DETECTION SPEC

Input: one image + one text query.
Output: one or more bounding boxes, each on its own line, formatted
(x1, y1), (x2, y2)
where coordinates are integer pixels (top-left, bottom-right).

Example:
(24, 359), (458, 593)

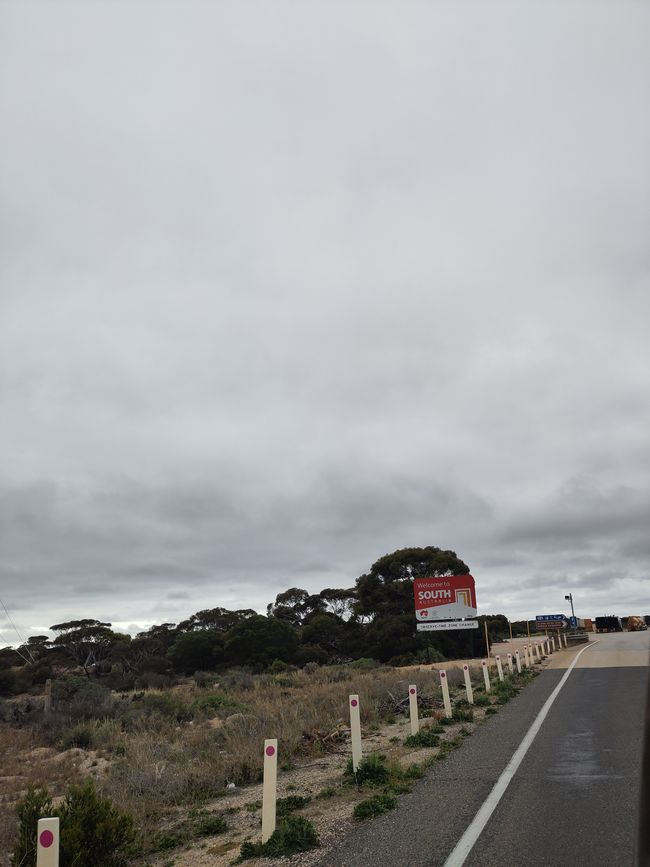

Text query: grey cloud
(1, 1), (649, 637)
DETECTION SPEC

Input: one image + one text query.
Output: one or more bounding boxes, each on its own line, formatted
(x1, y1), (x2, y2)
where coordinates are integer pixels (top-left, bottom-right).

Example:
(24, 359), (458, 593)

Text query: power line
(0, 598), (36, 663)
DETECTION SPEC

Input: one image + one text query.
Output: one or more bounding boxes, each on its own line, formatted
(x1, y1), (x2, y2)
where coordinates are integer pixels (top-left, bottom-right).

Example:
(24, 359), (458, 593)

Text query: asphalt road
(318, 631), (649, 867)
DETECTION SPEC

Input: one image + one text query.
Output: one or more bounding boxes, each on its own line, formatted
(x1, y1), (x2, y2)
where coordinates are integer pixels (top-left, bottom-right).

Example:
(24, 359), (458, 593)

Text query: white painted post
(261, 739), (278, 843)
(36, 818), (59, 867)
(349, 695), (362, 772)
(481, 659), (491, 692)
(534, 642), (540, 662)
(408, 685), (419, 736)
(463, 664), (474, 704)
(551, 636), (556, 652)
(506, 652), (514, 674)
(563, 633), (568, 648)
(516, 649), (522, 672)
(495, 655), (504, 681)
(439, 670), (452, 718)
(521, 646), (528, 668)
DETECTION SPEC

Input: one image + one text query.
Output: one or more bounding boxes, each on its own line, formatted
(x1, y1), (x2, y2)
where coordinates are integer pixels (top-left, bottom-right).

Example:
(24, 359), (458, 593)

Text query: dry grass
(0, 661), (492, 861)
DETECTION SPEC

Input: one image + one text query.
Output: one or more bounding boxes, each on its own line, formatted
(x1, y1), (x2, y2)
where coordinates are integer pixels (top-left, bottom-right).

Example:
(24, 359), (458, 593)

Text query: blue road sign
(536, 615), (565, 622)
(569, 616), (577, 628)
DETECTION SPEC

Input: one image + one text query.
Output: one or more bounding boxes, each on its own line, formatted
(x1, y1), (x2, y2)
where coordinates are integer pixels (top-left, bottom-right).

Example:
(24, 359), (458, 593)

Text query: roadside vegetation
(0, 546), (544, 864)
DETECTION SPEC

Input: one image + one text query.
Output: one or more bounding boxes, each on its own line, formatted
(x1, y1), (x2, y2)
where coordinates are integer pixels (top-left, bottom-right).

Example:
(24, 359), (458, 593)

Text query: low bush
(452, 706), (474, 722)
(404, 728), (440, 748)
(344, 754), (390, 786)
(13, 779), (137, 867)
(236, 815), (319, 861)
(353, 793), (397, 820)
(276, 795), (311, 817)
(61, 724), (94, 750)
(473, 694), (490, 707)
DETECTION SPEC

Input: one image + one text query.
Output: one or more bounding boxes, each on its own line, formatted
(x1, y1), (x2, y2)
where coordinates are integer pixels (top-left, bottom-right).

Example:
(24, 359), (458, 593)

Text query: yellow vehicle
(626, 615), (647, 632)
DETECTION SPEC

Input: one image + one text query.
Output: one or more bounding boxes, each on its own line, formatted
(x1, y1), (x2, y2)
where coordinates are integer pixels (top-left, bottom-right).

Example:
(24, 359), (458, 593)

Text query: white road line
(443, 640), (598, 867)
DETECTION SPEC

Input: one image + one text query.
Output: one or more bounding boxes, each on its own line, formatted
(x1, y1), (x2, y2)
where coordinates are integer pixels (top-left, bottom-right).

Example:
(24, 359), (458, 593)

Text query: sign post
(495, 655), (504, 681)
(349, 695), (362, 772)
(37, 818), (59, 867)
(463, 664), (474, 704)
(408, 685), (419, 736)
(439, 670), (452, 717)
(261, 739), (278, 843)
(481, 659), (491, 692)
(515, 649), (522, 673)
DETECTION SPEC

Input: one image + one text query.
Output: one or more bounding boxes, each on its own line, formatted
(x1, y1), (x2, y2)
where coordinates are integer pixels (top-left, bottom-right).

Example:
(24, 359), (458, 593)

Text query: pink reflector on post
(39, 830), (54, 848)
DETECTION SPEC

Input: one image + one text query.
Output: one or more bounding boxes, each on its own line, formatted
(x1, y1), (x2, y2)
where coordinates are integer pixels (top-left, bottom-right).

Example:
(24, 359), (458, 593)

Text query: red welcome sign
(413, 575), (477, 621)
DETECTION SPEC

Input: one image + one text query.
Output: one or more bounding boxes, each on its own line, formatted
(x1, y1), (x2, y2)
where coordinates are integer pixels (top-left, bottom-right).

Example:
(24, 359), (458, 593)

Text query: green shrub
(452, 706), (474, 722)
(57, 779), (137, 866)
(348, 657), (379, 670)
(13, 780), (137, 867)
(61, 725), (94, 750)
(353, 793), (397, 820)
(276, 795), (311, 817)
(485, 706), (498, 715)
(316, 787), (336, 799)
(236, 815), (319, 861)
(402, 763), (425, 780)
(404, 728), (440, 748)
(192, 812), (228, 837)
(344, 754), (389, 786)
(474, 694), (490, 707)
(12, 784), (53, 866)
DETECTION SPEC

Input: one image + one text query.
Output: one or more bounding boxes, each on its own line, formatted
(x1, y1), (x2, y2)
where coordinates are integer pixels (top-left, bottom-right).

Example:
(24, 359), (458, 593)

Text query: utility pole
(565, 593), (575, 629)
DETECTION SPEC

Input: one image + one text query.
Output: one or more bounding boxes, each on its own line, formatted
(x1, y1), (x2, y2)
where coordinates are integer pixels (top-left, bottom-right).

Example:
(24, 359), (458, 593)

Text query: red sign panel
(413, 575), (477, 621)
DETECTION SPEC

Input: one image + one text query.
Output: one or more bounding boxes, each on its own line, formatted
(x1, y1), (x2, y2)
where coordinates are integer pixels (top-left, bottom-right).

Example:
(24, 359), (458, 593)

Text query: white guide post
(515, 649), (522, 673)
(522, 646), (528, 668)
(534, 642), (540, 661)
(408, 685), (419, 736)
(439, 670), (452, 717)
(463, 664), (474, 704)
(36, 818), (59, 867)
(495, 655), (504, 681)
(551, 636), (556, 652)
(563, 633), (568, 648)
(349, 695), (362, 771)
(481, 659), (491, 692)
(261, 739), (278, 843)
(506, 652), (513, 674)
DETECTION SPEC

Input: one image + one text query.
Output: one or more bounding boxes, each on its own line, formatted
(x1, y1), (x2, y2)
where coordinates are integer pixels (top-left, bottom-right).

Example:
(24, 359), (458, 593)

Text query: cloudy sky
(1, 1), (649, 644)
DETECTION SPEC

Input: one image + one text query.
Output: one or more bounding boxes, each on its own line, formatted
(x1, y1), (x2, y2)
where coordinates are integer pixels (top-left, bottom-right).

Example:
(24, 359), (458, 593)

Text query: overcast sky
(1, 1), (649, 645)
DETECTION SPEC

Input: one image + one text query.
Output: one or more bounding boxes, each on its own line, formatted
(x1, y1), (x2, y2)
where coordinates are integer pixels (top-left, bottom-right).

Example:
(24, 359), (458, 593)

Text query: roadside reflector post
(495, 655), (504, 681)
(481, 659), (491, 692)
(408, 685), (419, 735)
(534, 642), (540, 662)
(36, 818), (59, 867)
(563, 633), (568, 648)
(523, 646), (529, 668)
(515, 649), (522, 673)
(551, 636), (556, 652)
(463, 664), (474, 704)
(506, 652), (513, 674)
(349, 695), (362, 771)
(261, 739), (278, 843)
(439, 670), (452, 717)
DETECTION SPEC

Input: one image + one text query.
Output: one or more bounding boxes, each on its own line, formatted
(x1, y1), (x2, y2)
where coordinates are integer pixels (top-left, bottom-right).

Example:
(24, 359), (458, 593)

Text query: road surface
(318, 631), (649, 867)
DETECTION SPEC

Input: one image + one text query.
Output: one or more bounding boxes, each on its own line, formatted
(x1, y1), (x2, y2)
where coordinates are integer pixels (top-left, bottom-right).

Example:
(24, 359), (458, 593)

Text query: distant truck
(594, 616), (623, 633)
(626, 615), (648, 632)
(577, 617), (594, 632)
